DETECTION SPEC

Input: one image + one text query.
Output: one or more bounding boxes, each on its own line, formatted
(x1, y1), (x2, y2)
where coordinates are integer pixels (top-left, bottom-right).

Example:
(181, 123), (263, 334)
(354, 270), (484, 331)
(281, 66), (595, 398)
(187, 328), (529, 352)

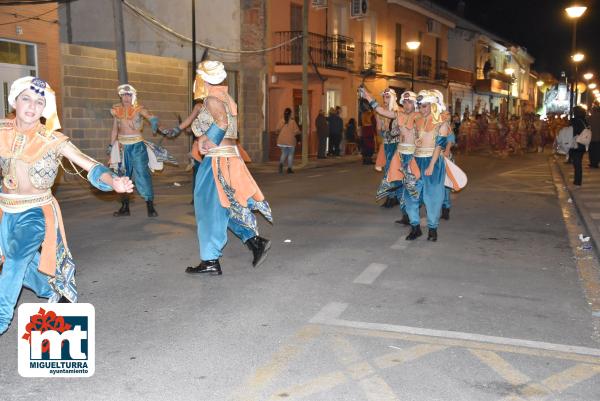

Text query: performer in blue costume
(404, 89), (450, 242)
(109, 84), (161, 217)
(186, 61), (272, 276)
(360, 88), (419, 224)
(0, 77), (134, 335)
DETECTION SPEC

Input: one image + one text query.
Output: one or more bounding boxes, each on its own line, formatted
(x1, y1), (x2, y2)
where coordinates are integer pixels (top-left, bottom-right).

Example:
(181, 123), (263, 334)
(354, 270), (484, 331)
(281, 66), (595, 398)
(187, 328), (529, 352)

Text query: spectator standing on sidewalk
(345, 118), (357, 154)
(570, 106), (588, 187)
(328, 107), (344, 157)
(276, 108), (300, 174)
(316, 110), (328, 159)
(588, 103), (600, 168)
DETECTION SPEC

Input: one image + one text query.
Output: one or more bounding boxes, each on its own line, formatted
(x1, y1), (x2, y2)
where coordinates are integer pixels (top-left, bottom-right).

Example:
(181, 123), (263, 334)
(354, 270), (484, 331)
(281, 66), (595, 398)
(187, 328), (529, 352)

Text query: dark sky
(430, 0), (599, 78)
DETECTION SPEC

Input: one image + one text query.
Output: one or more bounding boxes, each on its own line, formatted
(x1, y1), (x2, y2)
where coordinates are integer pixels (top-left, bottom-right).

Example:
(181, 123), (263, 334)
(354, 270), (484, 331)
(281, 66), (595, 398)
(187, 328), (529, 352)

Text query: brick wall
(60, 43), (191, 168)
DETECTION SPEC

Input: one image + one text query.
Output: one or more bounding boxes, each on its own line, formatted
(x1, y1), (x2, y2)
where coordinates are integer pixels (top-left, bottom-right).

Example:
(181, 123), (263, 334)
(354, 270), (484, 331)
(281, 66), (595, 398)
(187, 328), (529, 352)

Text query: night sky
(430, 0), (599, 79)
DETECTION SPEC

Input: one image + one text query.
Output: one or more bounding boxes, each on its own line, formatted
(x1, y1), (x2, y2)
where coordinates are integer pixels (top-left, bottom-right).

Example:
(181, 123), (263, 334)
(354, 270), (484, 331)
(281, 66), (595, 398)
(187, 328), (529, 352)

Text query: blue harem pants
(443, 187), (452, 209)
(383, 143), (402, 200)
(194, 157), (256, 261)
(405, 156), (446, 229)
(122, 142), (154, 201)
(0, 208), (54, 334)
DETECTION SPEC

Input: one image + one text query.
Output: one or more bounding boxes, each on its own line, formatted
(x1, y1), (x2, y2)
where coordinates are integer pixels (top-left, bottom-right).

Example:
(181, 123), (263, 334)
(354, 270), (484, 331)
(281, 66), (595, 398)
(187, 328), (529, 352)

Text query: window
(395, 24), (402, 53)
(0, 40), (35, 66)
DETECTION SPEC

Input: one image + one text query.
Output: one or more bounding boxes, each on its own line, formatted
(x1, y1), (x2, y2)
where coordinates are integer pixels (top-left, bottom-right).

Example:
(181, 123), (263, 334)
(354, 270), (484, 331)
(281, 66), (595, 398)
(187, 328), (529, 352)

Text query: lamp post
(505, 67), (515, 117)
(536, 80), (544, 111)
(565, 5), (587, 116)
(406, 41), (421, 91)
(572, 52), (585, 109)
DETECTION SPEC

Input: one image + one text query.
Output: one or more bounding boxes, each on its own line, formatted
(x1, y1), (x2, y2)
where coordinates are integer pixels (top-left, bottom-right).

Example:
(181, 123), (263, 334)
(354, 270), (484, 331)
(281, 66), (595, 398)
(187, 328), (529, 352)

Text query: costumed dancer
(374, 88), (401, 208)
(108, 84), (163, 217)
(185, 61), (272, 275)
(0, 77), (134, 334)
(441, 126), (456, 220)
(403, 89), (451, 241)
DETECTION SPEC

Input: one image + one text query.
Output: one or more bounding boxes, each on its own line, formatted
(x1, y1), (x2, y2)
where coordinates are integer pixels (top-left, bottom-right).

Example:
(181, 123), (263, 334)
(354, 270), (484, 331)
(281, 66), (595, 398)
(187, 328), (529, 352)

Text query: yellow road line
(540, 363), (600, 393)
(358, 375), (400, 401)
(374, 344), (448, 370)
(267, 371), (347, 401)
(230, 325), (321, 401)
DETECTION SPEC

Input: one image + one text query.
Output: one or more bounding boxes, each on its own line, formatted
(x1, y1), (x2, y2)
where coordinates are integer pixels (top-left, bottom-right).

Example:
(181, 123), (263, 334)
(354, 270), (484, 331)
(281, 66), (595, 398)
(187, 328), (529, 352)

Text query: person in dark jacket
(327, 107), (344, 156)
(316, 110), (328, 159)
(588, 103), (600, 168)
(570, 106), (588, 187)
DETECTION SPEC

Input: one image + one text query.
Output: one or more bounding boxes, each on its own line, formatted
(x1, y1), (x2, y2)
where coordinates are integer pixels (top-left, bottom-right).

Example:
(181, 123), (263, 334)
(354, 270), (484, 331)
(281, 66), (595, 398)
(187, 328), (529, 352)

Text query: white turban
(381, 88), (399, 112)
(417, 89), (446, 122)
(117, 83), (137, 106)
(400, 90), (417, 104)
(8, 76), (60, 132)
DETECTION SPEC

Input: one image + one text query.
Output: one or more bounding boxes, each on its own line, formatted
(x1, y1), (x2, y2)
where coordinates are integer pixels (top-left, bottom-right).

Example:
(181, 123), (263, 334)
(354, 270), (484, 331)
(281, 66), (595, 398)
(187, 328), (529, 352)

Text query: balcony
(274, 31), (354, 71)
(417, 55), (432, 78)
(435, 60), (448, 81)
(394, 50), (413, 75)
(356, 42), (383, 73)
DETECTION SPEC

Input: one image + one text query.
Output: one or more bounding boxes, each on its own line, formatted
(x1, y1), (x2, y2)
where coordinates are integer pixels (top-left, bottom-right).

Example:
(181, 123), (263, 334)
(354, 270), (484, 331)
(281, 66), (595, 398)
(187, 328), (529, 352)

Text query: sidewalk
(555, 154), (600, 255)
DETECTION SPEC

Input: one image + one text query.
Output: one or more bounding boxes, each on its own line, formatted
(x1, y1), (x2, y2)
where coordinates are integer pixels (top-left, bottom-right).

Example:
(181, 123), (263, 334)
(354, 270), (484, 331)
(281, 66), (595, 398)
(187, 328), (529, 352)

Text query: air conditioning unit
(427, 18), (441, 35)
(350, 0), (368, 19)
(312, 0), (327, 9)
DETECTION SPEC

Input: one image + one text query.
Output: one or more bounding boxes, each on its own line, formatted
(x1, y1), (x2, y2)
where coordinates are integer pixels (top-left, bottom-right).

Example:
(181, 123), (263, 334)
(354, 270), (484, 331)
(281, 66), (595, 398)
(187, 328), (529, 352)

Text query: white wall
(60, 0), (240, 64)
(447, 28), (474, 71)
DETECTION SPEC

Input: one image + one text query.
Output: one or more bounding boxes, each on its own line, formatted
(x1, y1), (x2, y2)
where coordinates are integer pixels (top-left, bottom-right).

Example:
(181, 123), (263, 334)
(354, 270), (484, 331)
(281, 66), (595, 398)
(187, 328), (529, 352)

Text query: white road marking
(310, 302), (600, 357)
(353, 263), (388, 285)
(390, 238), (408, 250)
(308, 174), (323, 178)
(590, 212), (600, 219)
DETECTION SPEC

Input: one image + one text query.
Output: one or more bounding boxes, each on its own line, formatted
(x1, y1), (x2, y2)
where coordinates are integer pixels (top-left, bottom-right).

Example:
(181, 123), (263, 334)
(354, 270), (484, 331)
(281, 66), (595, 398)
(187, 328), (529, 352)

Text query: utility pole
(112, 0), (128, 84)
(192, 0), (197, 82)
(301, 0), (309, 166)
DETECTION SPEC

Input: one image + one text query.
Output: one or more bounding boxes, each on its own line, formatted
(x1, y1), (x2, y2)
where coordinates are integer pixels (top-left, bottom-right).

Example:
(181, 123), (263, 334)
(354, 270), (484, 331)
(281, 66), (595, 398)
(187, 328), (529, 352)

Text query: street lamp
(406, 41), (421, 91)
(589, 83), (597, 90)
(583, 72), (594, 81)
(505, 67), (515, 117)
(565, 5), (587, 116)
(572, 53), (585, 107)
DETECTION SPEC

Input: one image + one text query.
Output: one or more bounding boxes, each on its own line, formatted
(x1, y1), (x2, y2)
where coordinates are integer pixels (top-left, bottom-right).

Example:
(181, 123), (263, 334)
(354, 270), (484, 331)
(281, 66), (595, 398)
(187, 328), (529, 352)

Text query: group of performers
(361, 86), (465, 242)
(0, 60), (272, 335)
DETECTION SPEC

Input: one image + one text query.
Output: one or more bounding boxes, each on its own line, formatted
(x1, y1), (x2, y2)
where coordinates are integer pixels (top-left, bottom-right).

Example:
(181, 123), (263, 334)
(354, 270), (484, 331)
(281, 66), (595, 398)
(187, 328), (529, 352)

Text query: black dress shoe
(405, 225), (422, 240)
(185, 259), (222, 275)
(427, 228), (438, 241)
(395, 213), (410, 226)
(287, 167), (294, 174)
(441, 207), (450, 220)
(58, 296), (71, 303)
(246, 236), (271, 267)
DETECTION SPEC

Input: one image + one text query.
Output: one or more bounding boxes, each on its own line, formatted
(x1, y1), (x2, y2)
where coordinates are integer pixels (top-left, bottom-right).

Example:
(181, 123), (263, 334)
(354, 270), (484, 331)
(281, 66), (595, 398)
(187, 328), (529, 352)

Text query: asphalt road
(1, 153), (599, 401)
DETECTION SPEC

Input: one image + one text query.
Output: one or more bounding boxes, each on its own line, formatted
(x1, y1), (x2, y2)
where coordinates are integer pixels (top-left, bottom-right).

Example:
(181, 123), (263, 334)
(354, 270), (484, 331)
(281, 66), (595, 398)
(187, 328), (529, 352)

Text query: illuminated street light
(406, 41), (421, 90)
(583, 72), (594, 80)
(572, 53), (585, 62)
(504, 67), (515, 75)
(589, 83), (597, 90)
(536, 80), (544, 87)
(565, 5), (587, 18)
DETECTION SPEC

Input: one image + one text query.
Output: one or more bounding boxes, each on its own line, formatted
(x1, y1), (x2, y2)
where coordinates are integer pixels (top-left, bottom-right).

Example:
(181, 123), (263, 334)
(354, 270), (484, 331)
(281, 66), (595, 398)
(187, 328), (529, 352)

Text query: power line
(0, 5), (59, 25)
(122, 0), (302, 55)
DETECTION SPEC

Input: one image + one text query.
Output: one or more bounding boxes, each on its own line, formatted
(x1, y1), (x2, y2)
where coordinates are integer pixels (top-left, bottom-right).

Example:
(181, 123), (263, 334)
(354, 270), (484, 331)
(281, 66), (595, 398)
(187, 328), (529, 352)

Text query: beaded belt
(414, 147), (436, 157)
(118, 135), (144, 145)
(0, 190), (53, 213)
(206, 145), (240, 158)
(398, 143), (416, 155)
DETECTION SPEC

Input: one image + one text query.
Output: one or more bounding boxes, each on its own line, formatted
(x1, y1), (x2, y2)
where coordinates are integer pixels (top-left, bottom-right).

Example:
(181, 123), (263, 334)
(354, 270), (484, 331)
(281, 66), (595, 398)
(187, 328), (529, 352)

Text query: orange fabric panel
(211, 156), (265, 208)
(375, 145), (386, 170)
(386, 154), (420, 182)
(238, 143), (252, 163)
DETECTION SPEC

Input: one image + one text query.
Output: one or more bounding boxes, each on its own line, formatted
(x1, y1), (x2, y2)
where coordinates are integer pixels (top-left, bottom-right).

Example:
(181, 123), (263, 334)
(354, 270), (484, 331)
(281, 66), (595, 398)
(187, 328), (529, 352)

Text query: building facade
(0, 2), (61, 118)
(266, 0), (453, 159)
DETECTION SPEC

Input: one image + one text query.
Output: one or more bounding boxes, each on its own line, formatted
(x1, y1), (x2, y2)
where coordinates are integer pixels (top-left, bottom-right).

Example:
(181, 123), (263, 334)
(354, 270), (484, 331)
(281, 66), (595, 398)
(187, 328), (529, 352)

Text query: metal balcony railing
(356, 42), (383, 73)
(417, 55), (432, 78)
(274, 31), (354, 71)
(435, 60), (448, 81)
(394, 50), (413, 75)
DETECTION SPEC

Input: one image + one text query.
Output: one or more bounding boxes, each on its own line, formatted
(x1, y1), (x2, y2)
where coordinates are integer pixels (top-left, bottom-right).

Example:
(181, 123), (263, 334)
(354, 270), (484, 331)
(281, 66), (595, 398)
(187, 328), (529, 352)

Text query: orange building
(266, 0), (454, 160)
(0, 2), (61, 118)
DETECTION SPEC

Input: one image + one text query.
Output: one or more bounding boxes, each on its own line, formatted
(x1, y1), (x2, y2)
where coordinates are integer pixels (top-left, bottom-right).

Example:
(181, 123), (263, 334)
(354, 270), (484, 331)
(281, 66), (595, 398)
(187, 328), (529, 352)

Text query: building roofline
(387, 0), (456, 28)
